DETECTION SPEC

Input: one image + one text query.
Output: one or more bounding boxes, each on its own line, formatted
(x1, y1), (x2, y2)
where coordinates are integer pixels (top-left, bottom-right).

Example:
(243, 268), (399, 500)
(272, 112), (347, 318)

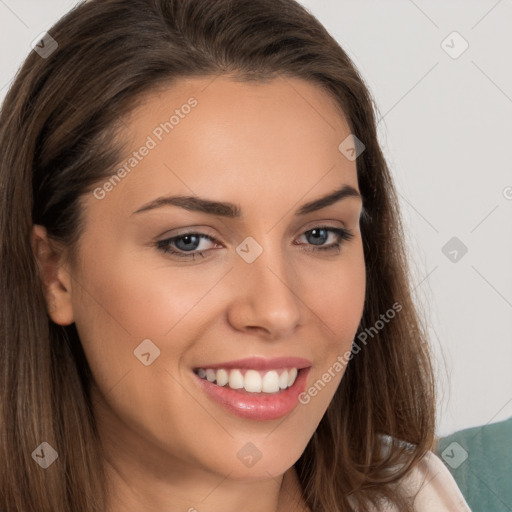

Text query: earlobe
(31, 224), (75, 326)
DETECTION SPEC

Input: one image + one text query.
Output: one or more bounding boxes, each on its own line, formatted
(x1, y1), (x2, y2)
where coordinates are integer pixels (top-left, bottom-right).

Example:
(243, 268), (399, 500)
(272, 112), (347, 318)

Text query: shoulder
(389, 450), (472, 511)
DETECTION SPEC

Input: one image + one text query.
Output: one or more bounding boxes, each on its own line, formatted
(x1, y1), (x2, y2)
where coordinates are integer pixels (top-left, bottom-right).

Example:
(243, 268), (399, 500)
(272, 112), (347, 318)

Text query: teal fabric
(435, 416), (512, 512)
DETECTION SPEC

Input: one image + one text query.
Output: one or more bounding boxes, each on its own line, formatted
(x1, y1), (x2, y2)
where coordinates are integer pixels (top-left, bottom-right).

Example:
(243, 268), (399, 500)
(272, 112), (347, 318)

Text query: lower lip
(193, 368), (311, 421)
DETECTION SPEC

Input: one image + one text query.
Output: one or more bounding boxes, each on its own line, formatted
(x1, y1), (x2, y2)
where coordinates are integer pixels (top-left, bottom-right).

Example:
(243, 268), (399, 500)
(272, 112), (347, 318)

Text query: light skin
(32, 75), (366, 512)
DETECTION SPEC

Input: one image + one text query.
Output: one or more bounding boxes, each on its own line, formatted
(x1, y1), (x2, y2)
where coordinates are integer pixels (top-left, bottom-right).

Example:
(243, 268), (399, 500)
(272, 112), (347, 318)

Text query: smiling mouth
(193, 367), (301, 394)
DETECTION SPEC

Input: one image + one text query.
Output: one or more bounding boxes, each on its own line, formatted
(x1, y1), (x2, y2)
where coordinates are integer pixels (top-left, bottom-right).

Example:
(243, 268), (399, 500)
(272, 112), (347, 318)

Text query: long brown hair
(0, 0), (436, 510)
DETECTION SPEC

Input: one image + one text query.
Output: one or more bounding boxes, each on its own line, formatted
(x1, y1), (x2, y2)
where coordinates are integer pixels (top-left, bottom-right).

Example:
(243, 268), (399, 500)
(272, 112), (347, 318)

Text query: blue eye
(156, 233), (216, 260)
(156, 226), (354, 261)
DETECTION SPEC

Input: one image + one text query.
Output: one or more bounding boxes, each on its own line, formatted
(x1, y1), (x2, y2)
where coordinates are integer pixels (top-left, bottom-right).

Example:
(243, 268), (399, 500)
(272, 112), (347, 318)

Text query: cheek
(69, 239), (220, 393)
(292, 248), (365, 423)
(298, 241), (366, 404)
(72, 234), (221, 335)
(305, 243), (366, 343)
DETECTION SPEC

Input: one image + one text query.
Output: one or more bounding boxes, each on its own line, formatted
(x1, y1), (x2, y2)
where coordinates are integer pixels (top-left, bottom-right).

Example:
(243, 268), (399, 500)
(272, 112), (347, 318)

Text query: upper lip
(193, 356), (312, 371)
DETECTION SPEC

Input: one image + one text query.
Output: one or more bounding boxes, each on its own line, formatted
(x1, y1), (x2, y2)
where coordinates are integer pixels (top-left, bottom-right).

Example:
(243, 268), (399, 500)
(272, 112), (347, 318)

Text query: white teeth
(287, 368), (298, 387)
(262, 370), (280, 393)
(244, 370), (262, 392)
(279, 370), (289, 389)
(228, 369), (244, 389)
(196, 367), (300, 393)
(216, 368), (229, 387)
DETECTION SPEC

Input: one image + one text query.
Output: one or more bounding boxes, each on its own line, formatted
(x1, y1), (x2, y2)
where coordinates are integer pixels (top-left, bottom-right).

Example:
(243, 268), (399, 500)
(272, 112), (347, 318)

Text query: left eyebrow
(131, 183), (362, 218)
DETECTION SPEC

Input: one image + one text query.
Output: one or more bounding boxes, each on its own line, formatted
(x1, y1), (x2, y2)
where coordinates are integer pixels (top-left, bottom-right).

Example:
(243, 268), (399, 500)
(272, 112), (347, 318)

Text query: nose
(226, 242), (302, 339)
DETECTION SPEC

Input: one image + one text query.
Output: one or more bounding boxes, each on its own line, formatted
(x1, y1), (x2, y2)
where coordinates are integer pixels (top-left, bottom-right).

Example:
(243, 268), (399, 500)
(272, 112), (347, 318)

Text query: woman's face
(41, 76), (365, 493)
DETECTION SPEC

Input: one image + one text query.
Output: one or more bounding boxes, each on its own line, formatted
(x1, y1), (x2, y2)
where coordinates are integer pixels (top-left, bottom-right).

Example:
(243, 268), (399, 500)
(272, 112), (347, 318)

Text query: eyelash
(155, 226), (354, 261)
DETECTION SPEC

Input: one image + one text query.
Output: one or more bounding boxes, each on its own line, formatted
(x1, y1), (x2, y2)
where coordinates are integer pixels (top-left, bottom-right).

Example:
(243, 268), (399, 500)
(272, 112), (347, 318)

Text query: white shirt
(382, 450), (472, 511)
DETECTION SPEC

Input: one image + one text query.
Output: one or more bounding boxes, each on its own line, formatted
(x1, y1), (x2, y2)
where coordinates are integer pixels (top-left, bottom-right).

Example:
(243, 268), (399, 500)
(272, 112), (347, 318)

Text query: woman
(0, 0), (471, 510)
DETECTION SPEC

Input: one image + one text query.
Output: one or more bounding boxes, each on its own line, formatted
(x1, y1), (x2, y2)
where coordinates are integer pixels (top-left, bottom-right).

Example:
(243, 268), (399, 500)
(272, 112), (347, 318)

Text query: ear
(31, 224), (75, 325)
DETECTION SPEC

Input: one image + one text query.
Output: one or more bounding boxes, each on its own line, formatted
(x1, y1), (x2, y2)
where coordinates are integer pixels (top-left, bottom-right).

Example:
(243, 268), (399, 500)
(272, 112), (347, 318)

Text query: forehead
(128, 74), (349, 133)
(87, 75), (358, 220)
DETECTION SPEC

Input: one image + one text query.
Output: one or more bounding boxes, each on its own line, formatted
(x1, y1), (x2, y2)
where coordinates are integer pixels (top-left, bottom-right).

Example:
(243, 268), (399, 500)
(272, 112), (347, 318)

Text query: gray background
(1, 0), (511, 437)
